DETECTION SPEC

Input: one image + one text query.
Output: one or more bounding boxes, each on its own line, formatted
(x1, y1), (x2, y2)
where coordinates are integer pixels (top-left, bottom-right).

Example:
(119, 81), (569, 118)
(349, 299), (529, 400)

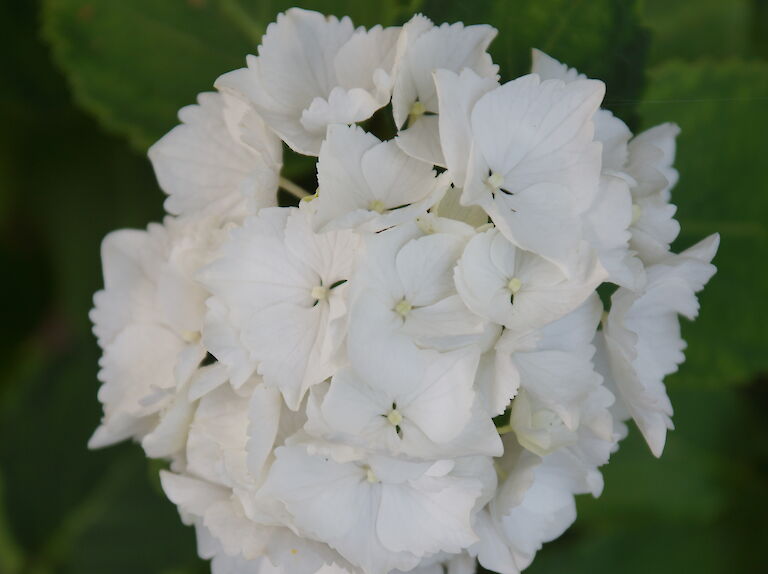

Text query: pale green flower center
(631, 203), (643, 225)
(409, 100), (426, 119)
(364, 465), (378, 483)
(394, 298), (412, 317)
(369, 199), (386, 213)
(486, 171), (505, 192)
(311, 285), (328, 301)
(386, 408), (403, 427)
(506, 277), (522, 294)
(181, 330), (201, 344)
(416, 216), (435, 234)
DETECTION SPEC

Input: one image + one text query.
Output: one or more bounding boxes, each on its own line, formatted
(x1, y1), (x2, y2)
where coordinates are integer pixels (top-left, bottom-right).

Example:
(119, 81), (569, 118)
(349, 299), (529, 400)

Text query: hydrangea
(90, 8), (718, 574)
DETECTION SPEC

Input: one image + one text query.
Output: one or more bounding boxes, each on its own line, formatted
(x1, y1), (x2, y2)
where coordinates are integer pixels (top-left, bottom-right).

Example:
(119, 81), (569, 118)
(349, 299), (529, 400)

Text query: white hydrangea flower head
(90, 9), (718, 574)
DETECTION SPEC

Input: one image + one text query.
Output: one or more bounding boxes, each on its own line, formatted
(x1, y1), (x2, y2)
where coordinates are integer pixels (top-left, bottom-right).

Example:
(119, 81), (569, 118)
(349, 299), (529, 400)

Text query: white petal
(396, 233), (464, 305)
(435, 68), (499, 184)
(604, 234), (718, 455)
(228, 9), (355, 154)
(393, 22), (498, 127)
(395, 115), (445, 166)
(315, 125), (445, 232)
(584, 175), (645, 289)
(376, 474), (481, 555)
(530, 49), (583, 82)
(247, 384), (283, 479)
(470, 74), (604, 211)
(149, 92), (280, 217)
(186, 384), (250, 488)
(401, 348), (479, 444)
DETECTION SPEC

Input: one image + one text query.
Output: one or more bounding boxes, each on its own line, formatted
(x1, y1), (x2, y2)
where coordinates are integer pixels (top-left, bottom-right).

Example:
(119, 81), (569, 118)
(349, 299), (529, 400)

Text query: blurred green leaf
(43, 0), (650, 151)
(42, 0), (259, 151)
(0, 4), (197, 573)
(41, 0), (411, 153)
(3, 3), (163, 337)
(0, 340), (115, 556)
(527, 522), (730, 574)
(0, 340), (204, 574)
(422, 0), (649, 127)
(526, 384), (768, 574)
(0, 471), (23, 574)
(56, 449), (205, 574)
(226, 0), (414, 30)
(578, 388), (735, 525)
(640, 0), (760, 64)
(637, 60), (768, 388)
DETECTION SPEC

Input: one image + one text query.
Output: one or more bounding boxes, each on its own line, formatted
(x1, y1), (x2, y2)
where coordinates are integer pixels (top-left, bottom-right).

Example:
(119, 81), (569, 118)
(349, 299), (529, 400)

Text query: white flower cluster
(90, 9), (718, 574)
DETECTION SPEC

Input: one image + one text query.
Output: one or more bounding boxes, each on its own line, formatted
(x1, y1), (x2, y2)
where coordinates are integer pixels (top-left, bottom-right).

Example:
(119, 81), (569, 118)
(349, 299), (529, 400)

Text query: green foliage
(41, 0), (418, 152)
(42, 0), (259, 151)
(43, 0), (649, 153)
(641, 0), (759, 64)
(524, 385), (768, 574)
(421, 0), (649, 126)
(638, 60), (768, 388)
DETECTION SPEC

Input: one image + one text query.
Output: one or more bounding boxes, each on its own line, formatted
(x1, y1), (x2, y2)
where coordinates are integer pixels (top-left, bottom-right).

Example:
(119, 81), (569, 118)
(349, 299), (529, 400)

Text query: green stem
(279, 176), (310, 199)
(217, 0), (264, 44)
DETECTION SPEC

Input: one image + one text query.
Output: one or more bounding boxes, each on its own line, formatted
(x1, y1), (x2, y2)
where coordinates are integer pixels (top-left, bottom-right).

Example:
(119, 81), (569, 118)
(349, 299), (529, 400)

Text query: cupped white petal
(314, 125), (446, 232)
(149, 92), (281, 218)
(602, 234), (719, 456)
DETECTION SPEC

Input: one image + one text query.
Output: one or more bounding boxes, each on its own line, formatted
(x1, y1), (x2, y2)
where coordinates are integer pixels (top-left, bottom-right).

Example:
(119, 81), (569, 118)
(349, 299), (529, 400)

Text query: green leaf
(637, 60), (768, 388)
(0, 339), (204, 574)
(526, 522), (730, 574)
(56, 450), (205, 574)
(0, 471), (23, 574)
(524, 384), (768, 574)
(43, 0), (650, 152)
(421, 0), (649, 127)
(42, 0), (259, 151)
(41, 0), (409, 153)
(640, 0), (766, 64)
(578, 388), (734, 525)
(223, 0), (413, 30)
(0, 341), (114, 557)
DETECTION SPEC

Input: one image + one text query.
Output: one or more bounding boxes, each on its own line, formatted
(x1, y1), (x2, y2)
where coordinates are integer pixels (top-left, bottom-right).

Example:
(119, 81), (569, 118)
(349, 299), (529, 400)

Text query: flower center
(311, 285), (328, 301)
(631, 203), (643, 225)
(181, 330), (201, 344)
(394, 298), (412, 318)
(386, 408), (403, 426)
(506, 277), (522, 294)
(416, 216), (435, 234)
(363, 465), (378, 483)
(409, 100), (426, 119)
(369, 199), (386, 213)
(486, 172), (505, 193)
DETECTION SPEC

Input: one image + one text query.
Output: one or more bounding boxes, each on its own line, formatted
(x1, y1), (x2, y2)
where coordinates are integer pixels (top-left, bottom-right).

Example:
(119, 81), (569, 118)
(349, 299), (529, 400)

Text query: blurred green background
(0, 1), (766, 573)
